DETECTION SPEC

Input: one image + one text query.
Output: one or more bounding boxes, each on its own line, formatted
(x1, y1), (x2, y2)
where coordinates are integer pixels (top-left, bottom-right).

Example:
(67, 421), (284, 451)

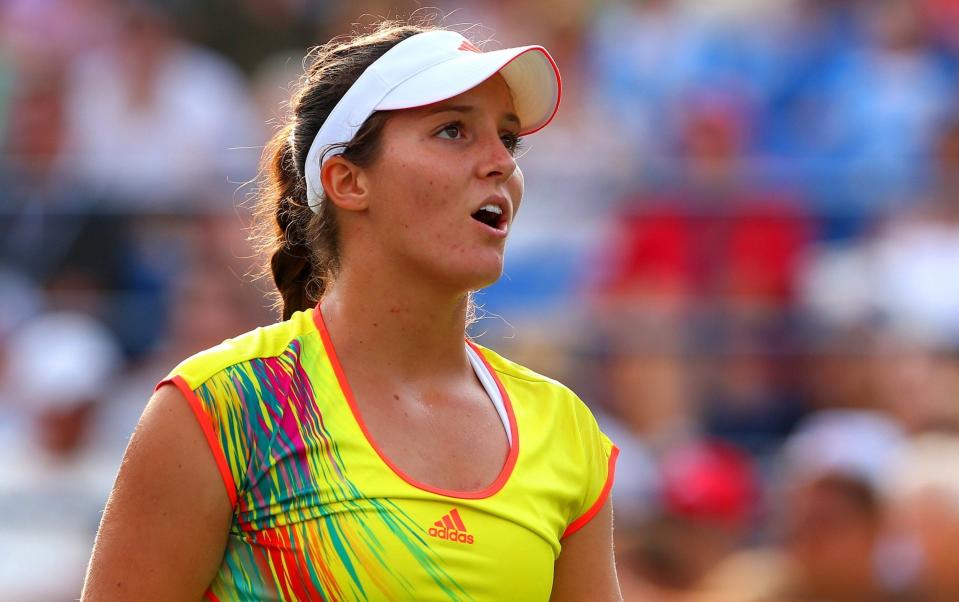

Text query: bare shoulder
(81, 384), (233, 601)
(550, 497), (623, 602)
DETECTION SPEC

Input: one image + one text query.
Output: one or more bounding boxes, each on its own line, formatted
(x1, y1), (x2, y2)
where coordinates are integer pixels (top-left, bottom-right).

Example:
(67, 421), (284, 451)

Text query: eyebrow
(425, 104), (521, 127)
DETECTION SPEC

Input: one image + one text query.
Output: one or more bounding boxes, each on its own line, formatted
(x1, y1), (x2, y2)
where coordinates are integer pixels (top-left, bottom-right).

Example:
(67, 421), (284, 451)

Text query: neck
(319, 268), (472, 384)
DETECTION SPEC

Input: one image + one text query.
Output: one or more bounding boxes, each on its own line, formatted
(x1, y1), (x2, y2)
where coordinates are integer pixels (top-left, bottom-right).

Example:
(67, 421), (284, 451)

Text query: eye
(501, 132), (524, 155)
(436, 122), (464, 140)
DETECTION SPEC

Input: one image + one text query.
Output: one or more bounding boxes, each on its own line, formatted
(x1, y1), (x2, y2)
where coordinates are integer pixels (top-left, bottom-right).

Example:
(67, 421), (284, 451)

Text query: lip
(470, 194), (512, 237)
(473, 217), (509, 239)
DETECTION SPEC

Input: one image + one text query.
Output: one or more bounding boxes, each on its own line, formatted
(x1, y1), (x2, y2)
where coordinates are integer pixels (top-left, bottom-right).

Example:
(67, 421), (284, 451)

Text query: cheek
(374, 146), (452, 214)
(508, 166), (524, 214)
(373, 159), (466, 249)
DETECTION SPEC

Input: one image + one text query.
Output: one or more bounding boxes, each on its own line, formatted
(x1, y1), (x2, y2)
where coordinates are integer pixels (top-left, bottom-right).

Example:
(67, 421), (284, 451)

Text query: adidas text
(428, 527), (474, 544)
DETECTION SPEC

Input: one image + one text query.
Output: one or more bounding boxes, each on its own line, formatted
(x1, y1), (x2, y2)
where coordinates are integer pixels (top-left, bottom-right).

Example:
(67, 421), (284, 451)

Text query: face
(785, 479), (881, 596)
(358, 74), (525, 292)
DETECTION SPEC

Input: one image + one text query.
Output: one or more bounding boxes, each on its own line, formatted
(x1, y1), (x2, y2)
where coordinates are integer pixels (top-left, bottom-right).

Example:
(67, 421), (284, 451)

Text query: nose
(476, 133), (518, 184)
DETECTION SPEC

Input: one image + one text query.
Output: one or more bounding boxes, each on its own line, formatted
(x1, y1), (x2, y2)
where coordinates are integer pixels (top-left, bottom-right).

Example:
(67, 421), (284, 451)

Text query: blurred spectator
(1, 1), (959, 597)
(618, 439), (758, 600)
(690, 410), (910, 602)
(869, 334), (959, 435)
(699, 313), (806, 456)
(763, 0), (865, 180)
(695, 473), (898, 602)
(108, 257), (272, 417)
(869, 118), (959, 347)
(0, 268), (42, 411)
(0, 311), (124, 600)
(780, 409), (906, 491)
(0, 268), (41, 344)
(0, 0), (118, 62)
(888, 433), (959, 601)
(780, 473), (890, 601)
(773, 410), (911, 599)
(175, 0), (330, 74)
(587, 0), (715, 167)
(591, 95), (814, 310)
(919, 0), (959, 54)
(1, 60), (68, 192)
(596, 310), (699, 453)
(588, 94), (815, 464)
(58, 1), (262, 208)
(0, 56), (131, 319)
(821, 0), (955, 207)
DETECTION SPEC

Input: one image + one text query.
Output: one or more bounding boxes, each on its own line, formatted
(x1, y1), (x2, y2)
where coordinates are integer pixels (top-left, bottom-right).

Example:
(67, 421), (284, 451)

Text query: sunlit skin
(80, 73), (621, 602)
(328, 73), (525, 296)
(313, 75), (527, 493)
(317, 74), (527, 397)
(318, 74), (622, 601)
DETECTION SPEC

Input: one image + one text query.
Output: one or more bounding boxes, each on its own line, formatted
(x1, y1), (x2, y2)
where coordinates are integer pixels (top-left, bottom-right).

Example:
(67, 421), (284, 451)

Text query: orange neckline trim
(313, 304), (520, 500)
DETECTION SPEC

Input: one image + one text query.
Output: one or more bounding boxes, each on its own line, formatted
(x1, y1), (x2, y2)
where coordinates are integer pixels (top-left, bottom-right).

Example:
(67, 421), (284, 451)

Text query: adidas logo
(428, 508), (474, 544)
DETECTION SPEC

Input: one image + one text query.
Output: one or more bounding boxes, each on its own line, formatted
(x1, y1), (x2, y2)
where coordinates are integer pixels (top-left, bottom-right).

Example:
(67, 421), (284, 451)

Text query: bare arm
(81, 384), (233, 601)
(550, 498), (623, 602)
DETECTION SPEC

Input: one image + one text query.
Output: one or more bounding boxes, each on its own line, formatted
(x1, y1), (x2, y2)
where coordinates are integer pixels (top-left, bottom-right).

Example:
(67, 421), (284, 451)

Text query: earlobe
(320, 156), (369, 211)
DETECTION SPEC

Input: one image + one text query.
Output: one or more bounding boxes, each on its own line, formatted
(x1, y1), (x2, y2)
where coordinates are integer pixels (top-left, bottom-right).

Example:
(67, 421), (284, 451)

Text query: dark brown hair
(252, 19), (439, 319)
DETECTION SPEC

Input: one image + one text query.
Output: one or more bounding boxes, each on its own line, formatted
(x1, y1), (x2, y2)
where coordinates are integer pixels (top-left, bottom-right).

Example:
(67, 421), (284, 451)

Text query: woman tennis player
(82, 19), (621, 601)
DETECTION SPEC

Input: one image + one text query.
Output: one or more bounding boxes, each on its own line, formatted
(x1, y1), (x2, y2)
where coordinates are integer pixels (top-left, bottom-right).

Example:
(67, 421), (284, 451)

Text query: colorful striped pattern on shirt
(161, 306), (617, 601)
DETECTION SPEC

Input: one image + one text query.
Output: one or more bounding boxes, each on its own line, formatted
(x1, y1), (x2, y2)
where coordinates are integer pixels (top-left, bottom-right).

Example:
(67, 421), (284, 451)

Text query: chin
(451, 260), (505, 293)
(464, 271), (504, 293)
(417, 245), (506, 293)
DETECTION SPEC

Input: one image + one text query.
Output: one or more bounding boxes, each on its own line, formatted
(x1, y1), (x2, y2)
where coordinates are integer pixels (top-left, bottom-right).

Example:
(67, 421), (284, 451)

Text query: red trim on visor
(509, 46), (562, 136)
(377, 45), (562, 136)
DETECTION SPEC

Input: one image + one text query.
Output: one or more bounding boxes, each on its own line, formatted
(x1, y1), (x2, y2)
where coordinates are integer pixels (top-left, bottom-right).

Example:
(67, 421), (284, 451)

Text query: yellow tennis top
(160, 306), (618, 601)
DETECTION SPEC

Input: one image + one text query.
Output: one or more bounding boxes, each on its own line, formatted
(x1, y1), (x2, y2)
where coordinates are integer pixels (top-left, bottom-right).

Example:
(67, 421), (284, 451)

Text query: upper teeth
(481, 204), (503, 215)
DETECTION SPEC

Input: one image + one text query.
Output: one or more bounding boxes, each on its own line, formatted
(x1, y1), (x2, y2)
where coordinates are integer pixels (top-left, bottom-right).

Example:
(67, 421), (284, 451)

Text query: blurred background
(2, 0), (959, 600)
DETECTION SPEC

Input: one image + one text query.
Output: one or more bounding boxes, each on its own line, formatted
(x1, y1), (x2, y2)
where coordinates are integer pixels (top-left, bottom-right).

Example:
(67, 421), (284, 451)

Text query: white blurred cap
(4, 311), (123, 409)
(782, 409), (906, 490)
(889, 433), (959, 511)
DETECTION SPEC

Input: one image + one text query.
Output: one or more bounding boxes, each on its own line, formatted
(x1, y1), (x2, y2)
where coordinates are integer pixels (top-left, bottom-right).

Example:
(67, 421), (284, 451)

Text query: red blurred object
(597, 196), (813, 304)
(921, 0), (959, 46)
(659, 439), (758, 529)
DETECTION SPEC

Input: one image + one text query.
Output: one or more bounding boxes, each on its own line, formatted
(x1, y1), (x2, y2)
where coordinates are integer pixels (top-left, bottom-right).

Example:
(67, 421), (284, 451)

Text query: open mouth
(471, 203), (506, 230)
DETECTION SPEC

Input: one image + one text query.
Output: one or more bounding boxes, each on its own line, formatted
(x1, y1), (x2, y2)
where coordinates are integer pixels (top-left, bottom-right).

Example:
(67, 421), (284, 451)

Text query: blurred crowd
(2, 0), (959, 600)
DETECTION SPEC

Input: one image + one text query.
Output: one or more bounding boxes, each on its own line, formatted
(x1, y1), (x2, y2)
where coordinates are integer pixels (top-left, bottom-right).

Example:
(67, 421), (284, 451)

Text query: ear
(320, 155), (369, 211)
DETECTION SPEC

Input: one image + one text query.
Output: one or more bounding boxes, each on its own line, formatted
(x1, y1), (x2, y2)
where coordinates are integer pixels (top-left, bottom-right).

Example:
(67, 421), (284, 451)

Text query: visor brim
(375, 45), (561, 135)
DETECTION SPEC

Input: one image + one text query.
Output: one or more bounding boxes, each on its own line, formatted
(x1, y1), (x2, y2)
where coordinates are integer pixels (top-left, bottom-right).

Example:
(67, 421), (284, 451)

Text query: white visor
(302, 30), (562, 211)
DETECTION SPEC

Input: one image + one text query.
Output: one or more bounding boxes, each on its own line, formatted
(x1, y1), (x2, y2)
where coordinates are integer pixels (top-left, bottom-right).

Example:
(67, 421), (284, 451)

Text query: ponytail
(255, 128), (337, 320)
(252, 18), (440, 320)
(269, 133), (319, 319)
